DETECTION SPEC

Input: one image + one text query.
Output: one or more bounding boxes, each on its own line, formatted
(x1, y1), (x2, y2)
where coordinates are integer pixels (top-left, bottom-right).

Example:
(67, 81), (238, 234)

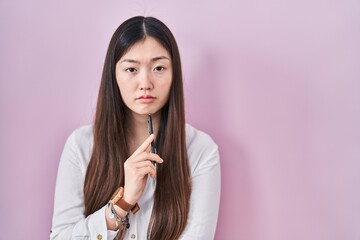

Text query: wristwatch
(110, 187), (140, 214)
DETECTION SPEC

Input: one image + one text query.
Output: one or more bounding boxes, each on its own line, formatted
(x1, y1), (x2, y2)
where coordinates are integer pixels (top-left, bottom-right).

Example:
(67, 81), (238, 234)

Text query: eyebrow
(119, 56), (170, 64)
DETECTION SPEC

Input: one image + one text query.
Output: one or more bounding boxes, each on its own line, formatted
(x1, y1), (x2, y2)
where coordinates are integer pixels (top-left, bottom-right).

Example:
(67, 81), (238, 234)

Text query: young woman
(50, 16), (220, 240)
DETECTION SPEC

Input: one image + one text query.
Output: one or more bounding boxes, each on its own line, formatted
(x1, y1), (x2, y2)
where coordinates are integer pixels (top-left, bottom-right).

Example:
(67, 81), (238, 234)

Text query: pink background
(1, 0), (360, 239)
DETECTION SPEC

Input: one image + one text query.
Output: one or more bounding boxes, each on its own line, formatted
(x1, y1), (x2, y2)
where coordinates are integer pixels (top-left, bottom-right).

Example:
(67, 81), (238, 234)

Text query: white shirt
(50, 123), (221, 240)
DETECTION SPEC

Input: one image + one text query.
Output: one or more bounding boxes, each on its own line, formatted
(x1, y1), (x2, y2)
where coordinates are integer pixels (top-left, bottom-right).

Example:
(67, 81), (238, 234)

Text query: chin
(132, 108), (159, 116)
(128, 103), (166, 116)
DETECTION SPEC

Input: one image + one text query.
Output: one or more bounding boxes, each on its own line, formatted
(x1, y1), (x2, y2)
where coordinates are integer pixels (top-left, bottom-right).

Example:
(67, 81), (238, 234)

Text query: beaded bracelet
(107, 201), (130, 230)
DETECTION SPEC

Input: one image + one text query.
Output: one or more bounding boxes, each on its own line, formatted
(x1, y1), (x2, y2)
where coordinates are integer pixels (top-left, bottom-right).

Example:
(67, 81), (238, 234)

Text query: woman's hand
(123, 134), (163, 205)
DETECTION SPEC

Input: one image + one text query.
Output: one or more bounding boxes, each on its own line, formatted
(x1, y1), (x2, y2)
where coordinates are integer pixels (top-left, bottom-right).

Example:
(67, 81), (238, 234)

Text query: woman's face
(115, 37), (173, 116)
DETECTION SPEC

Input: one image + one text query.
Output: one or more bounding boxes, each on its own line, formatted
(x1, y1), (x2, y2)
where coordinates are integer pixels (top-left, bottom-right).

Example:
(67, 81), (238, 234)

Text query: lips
(136, 95), (156, 103)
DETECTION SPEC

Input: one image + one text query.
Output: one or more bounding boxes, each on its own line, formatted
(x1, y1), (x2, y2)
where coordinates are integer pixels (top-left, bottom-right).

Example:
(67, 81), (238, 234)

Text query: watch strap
(111, 187), (140, 214)
(115, 199), (140, 214)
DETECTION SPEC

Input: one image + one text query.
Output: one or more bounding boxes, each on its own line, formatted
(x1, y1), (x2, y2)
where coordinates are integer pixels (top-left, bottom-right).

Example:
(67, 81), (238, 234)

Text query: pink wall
(1, 0), (360, 239)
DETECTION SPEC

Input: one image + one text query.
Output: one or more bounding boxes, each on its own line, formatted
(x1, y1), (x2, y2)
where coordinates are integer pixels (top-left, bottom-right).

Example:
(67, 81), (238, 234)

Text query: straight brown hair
(83, 16), (191, 240)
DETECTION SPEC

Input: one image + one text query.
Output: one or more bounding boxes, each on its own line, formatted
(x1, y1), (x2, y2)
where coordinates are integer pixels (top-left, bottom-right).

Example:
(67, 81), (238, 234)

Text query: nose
(139, 70), (153, 91)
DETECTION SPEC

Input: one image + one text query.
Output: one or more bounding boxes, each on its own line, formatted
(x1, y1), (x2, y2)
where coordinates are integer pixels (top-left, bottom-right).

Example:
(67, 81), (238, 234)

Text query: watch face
(110, 189), (118, 200)
(111, 187), (124, 204)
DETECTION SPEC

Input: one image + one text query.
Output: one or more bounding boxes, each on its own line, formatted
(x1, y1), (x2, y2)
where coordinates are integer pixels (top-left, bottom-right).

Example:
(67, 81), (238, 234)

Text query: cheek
(162, 74), (173, 91)
(117, 77), (134, 91)
(162, 82), (173, 100)
(116, 71), (132, 89)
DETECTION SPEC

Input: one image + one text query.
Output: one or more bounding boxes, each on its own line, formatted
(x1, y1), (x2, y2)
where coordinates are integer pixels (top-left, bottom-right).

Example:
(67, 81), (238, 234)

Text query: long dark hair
(83, 16), (191, 239)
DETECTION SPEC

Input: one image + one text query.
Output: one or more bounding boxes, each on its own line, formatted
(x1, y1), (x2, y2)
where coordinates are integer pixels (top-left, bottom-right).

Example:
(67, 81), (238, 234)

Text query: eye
(153, 66), (165, 72)
(126, 67), (137, 73)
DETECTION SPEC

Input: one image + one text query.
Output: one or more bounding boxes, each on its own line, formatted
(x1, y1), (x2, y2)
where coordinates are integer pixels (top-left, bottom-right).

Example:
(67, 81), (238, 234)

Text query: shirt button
(97, 234), (103, 240)
(130, 234), (136, 239)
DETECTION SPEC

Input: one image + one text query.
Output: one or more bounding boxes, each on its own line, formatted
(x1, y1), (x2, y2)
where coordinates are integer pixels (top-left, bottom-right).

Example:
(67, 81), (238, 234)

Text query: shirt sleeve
(50, 130), (116, 240)
(180, 135), (221, 240)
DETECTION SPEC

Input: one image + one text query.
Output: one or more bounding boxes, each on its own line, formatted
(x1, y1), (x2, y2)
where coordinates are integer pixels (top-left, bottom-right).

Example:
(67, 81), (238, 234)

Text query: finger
(136, 165), (157, 179)
(128, 152), (163, 164)
(127, 164), (156, 180)
(134, 160), (157, 171)
(130, 134), (155, 158)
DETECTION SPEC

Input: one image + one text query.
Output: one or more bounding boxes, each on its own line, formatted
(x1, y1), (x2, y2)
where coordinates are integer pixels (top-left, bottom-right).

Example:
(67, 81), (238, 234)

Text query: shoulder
(185, 124), (220, 175)
(61, 124), (94, 169)
(186, 123), (217, 150)
(67, 124), (93, 143)
(65, 124), (94, 149)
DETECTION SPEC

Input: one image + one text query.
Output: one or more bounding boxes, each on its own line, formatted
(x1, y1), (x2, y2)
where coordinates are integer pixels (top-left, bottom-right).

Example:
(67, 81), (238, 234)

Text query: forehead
(120, 37), (170, 61)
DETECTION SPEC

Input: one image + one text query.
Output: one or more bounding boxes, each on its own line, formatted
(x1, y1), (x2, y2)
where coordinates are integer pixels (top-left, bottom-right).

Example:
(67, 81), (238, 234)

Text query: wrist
(123, 193), (137, 206)
(113, 204), (128, 218)
(110, 187), (140, 214)
(105, 205), (118, 231)
(107, 202), (130, 230)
